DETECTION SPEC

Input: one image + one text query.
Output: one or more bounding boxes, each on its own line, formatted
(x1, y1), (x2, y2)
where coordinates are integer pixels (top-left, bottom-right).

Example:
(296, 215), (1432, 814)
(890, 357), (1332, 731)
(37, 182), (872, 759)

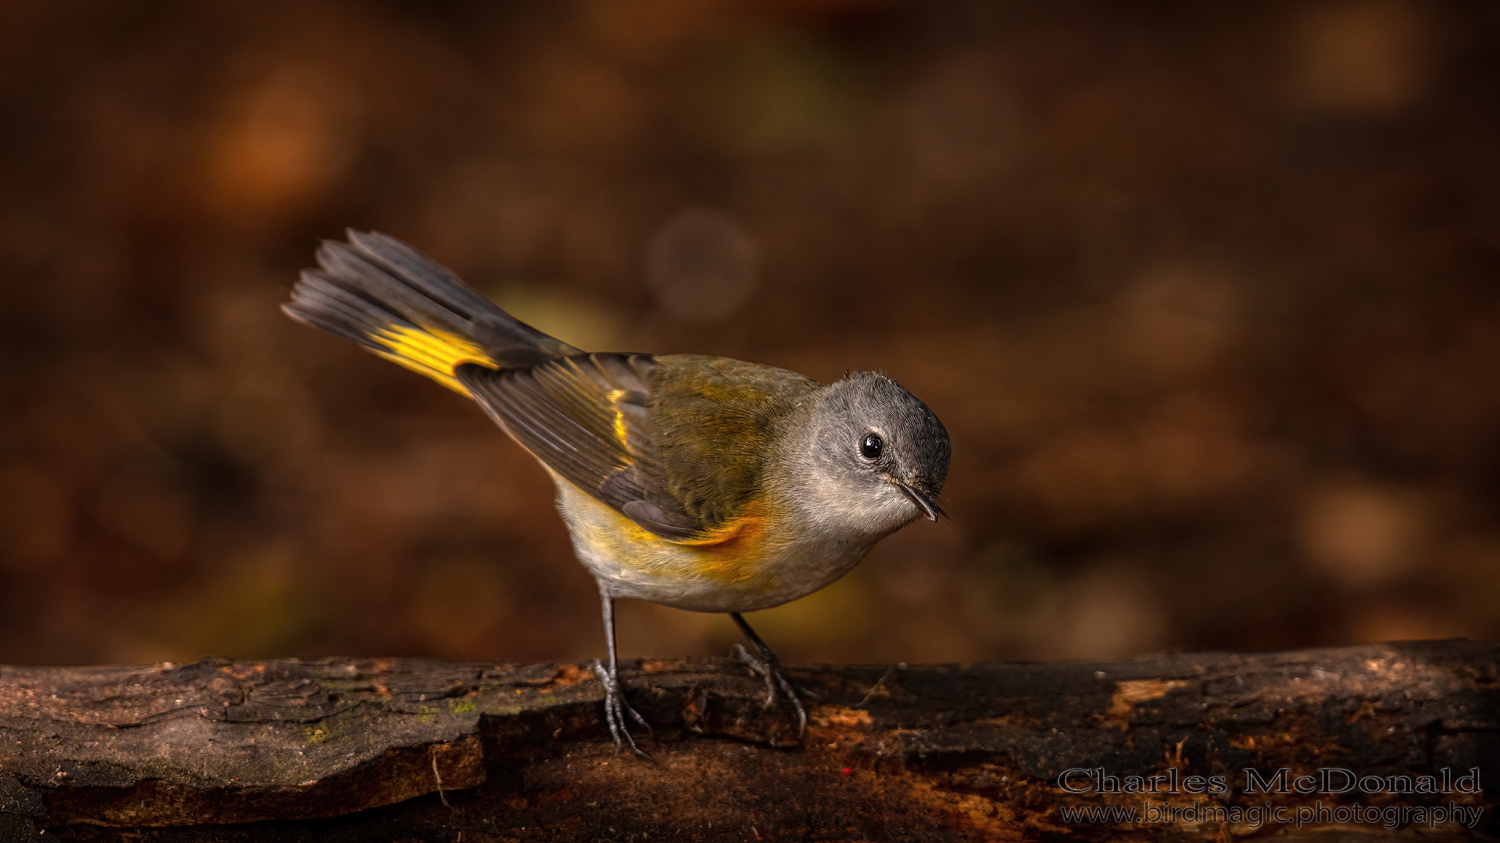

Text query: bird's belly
(552, 478), (875, 613)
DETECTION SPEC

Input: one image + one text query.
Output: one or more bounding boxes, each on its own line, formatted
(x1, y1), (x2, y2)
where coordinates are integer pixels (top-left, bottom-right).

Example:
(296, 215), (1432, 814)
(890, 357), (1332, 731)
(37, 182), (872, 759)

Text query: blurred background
(1, 0), (1497, 668)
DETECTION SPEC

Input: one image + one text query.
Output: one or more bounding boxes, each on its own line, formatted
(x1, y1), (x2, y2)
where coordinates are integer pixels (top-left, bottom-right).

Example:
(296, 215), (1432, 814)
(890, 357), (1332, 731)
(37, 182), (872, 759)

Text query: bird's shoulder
(646, 353), (819, 525)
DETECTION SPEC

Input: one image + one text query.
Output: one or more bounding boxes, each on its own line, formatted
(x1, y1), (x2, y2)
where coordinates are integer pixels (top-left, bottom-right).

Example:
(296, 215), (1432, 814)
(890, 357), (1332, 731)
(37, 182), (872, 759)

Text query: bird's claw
(733, 644), (809, 736)
(593, 660), (653, 759)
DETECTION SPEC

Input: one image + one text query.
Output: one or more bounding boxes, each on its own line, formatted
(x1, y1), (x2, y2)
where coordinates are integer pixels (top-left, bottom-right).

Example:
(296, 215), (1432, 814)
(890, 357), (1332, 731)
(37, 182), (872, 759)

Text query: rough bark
(0, 640), (1494, 841)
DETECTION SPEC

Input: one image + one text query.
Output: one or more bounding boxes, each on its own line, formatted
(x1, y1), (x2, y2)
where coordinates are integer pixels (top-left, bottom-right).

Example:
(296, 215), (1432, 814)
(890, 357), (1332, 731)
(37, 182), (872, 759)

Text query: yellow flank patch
(370, 325), (498, 395)
(676, 499), (771, 584)
(548, 470), (786, 604)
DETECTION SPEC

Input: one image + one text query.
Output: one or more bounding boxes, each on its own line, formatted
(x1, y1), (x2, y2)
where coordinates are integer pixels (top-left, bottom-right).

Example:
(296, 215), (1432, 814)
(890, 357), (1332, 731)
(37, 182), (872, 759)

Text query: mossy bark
(0, 641), (1495, 840)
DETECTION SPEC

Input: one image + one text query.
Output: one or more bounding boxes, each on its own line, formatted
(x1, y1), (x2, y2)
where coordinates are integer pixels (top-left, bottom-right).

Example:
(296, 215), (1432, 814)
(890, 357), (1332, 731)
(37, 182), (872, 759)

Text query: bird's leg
(594, 586), (652, 758)
(730, 612), (809, 736)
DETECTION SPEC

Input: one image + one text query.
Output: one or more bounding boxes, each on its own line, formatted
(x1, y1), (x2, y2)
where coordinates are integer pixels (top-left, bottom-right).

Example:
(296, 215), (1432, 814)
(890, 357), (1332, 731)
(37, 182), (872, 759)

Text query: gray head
(782, 371), (951, 537)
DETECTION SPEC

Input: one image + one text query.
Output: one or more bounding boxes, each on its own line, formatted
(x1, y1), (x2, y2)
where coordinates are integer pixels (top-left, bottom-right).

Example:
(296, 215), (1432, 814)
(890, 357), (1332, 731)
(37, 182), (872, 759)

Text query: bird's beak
(896, 480), (943, 522)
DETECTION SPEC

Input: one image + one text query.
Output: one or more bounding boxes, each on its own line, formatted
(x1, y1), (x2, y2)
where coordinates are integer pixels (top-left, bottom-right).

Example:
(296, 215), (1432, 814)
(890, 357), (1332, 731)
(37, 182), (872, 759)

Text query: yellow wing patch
(370, 325), (498, 394)
(604, 389), (633, 461)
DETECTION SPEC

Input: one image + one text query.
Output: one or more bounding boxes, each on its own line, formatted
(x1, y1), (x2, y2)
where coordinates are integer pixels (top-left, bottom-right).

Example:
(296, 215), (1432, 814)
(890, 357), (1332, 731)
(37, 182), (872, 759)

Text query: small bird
(283, 231), (951, 754)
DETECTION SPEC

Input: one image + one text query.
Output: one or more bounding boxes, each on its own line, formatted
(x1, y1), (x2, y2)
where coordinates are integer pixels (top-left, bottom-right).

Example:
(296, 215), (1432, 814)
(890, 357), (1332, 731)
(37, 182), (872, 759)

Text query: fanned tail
(282, 230), (579, 393)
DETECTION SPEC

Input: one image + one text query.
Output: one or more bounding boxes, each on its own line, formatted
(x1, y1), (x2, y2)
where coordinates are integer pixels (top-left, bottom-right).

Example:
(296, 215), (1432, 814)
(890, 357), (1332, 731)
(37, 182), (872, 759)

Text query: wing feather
(458, 352), (821, 541)
(459, 353), (707, 538)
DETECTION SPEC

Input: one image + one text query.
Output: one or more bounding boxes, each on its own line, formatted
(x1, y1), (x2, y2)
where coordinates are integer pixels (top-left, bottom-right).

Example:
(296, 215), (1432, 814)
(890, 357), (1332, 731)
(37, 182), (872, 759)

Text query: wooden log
(0, 640), (1494, 841)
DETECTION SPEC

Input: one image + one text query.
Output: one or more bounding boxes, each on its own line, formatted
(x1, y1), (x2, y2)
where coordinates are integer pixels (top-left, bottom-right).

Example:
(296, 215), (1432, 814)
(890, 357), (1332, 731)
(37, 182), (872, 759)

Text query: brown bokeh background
(2, 1), (1497, 668)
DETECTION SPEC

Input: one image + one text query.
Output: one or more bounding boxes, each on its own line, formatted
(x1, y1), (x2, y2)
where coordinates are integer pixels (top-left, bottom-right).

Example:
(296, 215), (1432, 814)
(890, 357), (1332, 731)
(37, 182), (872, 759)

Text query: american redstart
(283, 230), (951, 754)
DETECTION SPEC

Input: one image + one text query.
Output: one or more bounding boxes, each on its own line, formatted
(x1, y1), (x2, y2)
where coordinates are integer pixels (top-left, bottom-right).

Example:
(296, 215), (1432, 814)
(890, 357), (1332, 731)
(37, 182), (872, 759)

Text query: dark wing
(457, 353), (706, 539)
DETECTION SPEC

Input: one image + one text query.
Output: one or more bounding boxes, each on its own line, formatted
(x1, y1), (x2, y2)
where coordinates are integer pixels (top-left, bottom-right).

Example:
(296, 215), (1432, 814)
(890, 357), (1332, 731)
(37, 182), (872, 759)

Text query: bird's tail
(282, 230), (578, 393)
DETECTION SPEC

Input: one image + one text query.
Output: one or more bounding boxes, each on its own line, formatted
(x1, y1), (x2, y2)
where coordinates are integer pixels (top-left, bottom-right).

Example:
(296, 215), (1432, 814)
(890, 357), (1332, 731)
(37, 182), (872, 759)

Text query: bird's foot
(733, 644), (811, 736)
(593, 660), (653, 759)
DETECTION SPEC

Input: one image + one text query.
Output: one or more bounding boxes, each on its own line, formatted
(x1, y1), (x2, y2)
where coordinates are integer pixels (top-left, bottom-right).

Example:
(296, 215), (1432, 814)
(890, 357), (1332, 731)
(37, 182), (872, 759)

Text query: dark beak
(896, 481), (944, 522)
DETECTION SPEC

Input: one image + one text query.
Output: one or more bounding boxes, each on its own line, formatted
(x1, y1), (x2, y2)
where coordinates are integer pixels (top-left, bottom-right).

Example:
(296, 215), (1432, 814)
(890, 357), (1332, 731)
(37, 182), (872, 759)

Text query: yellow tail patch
(370, 325), (497, 394)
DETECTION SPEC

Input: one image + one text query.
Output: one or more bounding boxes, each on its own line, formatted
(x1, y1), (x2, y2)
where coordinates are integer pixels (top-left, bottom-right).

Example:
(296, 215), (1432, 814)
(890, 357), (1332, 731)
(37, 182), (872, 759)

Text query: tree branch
(1, 640), (1495, 840)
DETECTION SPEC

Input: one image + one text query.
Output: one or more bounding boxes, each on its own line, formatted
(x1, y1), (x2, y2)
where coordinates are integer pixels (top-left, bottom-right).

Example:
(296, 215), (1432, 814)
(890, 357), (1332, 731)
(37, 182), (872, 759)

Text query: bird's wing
(458, 353), (818, 542)
(457, 353), (701, 539)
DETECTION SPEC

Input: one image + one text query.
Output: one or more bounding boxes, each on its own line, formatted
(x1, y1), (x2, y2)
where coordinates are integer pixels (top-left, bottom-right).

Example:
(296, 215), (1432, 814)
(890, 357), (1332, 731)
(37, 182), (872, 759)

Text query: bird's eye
(860, 433), (883, 460)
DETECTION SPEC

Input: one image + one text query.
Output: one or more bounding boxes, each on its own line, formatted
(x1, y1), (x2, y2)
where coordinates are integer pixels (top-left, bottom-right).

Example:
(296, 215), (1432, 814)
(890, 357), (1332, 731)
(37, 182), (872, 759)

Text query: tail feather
(283, 231), (578, 394)
(286, 269), (411, 344)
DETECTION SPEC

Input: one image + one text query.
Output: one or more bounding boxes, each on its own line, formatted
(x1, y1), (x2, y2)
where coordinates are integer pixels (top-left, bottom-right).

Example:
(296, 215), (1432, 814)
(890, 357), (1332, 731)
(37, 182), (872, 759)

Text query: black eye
(860, 433), (883, 460)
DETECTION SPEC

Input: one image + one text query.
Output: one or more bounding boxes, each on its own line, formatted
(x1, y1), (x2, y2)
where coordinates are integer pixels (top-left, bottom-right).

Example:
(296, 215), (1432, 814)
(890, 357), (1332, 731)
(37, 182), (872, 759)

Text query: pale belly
(551, 477), (879, 613)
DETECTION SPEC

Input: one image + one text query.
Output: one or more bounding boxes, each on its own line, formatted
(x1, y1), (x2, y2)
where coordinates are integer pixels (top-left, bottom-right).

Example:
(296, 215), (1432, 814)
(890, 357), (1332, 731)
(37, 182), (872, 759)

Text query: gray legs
(730, 612), (808, 736)
(593, 592), (807, 756)
(594, 584), (651, 757)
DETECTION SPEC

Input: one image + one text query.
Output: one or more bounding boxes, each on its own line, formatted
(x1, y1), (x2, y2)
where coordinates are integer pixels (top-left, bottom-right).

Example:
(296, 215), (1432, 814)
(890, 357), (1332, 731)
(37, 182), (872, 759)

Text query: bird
(282, 230), (951, 755)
